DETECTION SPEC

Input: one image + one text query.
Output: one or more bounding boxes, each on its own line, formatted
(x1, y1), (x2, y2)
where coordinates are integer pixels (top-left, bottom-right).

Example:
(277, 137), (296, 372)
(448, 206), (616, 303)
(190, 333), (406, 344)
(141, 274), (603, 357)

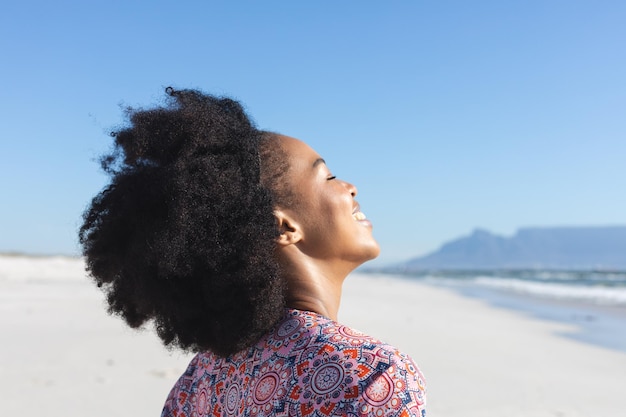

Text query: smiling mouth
(352, 203), (370, 224)
(352, 210), (373, 228)
(352, 211), (367, 221)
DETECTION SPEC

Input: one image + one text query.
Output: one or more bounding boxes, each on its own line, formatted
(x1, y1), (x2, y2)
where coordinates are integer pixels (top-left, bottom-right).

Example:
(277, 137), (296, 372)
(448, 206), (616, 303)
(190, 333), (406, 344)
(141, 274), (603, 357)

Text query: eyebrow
(312, 158), (326, 168)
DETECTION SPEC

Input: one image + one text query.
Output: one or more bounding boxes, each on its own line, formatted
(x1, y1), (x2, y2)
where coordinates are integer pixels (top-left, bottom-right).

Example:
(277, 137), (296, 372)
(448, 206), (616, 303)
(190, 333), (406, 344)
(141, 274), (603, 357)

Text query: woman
(80, 88), (426, 417)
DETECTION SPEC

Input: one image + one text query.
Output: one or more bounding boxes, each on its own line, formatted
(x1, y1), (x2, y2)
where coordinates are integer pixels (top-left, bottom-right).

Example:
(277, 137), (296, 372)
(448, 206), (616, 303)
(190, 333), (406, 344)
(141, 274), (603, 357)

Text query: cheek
(305, 198), (341, 238)
(295, 187), (349, 238)
(318, 193), (345, 223)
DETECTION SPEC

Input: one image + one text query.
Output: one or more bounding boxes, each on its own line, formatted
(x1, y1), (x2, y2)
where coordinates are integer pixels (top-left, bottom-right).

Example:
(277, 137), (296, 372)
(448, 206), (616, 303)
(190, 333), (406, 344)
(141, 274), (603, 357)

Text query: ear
(274, 209), (303, 247)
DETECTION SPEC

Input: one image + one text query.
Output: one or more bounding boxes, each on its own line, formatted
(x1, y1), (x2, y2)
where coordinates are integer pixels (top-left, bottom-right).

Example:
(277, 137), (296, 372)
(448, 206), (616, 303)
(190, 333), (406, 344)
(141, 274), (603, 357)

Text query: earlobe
(274, 209), (302, 246)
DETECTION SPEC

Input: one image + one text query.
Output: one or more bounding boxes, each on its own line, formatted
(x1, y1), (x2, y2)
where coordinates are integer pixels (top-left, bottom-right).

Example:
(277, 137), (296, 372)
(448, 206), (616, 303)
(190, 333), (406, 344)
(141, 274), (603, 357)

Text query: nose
(344, 180), (357, 197)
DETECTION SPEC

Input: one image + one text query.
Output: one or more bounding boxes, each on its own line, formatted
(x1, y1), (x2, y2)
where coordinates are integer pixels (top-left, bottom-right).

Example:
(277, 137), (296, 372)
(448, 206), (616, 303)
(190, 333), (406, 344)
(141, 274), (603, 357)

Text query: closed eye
(327, 176), (337, 181)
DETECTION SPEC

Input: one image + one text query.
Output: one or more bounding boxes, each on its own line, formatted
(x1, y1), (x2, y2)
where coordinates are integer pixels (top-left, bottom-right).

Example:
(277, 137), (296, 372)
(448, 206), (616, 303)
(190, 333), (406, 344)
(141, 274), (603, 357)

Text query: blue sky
(1, 1), (625, 265)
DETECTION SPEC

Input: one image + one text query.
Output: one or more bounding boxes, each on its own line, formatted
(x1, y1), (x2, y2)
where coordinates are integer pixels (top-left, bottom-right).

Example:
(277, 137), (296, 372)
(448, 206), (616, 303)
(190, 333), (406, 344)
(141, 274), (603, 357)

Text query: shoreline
(376, 272), (626, 354)
(452, 281), (626, 353)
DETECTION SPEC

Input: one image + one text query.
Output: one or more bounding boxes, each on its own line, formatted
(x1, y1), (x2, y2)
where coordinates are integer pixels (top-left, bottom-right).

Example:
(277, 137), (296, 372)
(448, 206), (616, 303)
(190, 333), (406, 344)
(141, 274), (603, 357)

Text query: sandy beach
(2, 255), (625, 416)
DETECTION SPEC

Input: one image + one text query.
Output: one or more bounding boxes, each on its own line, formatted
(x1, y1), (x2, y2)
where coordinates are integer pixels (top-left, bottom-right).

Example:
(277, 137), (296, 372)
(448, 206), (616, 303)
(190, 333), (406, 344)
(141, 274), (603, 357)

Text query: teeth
(353, 212), (367, 221)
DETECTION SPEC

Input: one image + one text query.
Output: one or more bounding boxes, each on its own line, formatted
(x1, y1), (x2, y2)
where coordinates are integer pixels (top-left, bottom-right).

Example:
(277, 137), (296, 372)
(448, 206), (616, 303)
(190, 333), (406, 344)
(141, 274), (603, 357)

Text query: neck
(278, 249), (357, 322)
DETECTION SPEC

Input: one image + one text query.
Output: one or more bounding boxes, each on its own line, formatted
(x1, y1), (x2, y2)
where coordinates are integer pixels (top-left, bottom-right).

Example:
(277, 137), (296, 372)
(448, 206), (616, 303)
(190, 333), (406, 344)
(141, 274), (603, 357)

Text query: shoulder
(355, 343), (427, 417)
(287, 311), (427, 417)
(338, 326), (426, 417)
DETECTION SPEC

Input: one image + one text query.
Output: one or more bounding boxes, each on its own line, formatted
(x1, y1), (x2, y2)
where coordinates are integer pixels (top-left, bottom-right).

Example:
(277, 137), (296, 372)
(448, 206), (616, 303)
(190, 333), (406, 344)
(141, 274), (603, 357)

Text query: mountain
(401, 226), (626, 270)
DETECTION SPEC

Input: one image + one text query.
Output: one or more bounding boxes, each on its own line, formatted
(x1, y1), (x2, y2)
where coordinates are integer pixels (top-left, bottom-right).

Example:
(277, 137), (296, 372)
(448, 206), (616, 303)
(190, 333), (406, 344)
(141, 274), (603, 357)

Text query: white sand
(0, 256), (193, 417)
(1, 256), (625, 416)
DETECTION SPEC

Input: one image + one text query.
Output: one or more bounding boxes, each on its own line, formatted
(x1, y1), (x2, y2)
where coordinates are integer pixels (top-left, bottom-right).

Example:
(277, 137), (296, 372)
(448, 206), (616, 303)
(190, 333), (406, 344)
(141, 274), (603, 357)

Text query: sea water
(403, 269), (626, 306)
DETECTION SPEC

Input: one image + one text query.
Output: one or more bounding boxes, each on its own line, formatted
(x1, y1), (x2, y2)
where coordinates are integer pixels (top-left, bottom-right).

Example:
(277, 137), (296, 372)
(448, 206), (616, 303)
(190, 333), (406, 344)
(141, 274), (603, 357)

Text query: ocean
(392, 269), (626, 306)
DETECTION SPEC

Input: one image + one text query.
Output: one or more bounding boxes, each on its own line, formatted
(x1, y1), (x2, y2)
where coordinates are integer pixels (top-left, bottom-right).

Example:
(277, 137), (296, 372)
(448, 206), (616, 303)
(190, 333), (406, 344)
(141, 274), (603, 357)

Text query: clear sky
(1, 0), (625, 265)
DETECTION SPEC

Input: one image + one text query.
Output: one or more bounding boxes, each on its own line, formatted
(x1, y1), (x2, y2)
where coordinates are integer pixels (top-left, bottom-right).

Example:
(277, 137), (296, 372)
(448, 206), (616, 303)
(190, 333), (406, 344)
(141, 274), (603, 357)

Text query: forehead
(276, 135), (323, 170)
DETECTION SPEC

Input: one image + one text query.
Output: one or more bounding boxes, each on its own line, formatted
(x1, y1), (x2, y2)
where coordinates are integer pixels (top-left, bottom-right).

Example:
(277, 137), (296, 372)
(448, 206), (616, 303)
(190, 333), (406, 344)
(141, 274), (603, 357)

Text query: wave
(413, 272), (626, 306)
(471, 277), (626, 306)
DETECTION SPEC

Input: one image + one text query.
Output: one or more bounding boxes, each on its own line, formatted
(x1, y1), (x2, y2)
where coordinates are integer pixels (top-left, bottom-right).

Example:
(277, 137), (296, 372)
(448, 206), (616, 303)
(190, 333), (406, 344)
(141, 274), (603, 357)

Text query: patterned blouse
(162, 309), (426, 417)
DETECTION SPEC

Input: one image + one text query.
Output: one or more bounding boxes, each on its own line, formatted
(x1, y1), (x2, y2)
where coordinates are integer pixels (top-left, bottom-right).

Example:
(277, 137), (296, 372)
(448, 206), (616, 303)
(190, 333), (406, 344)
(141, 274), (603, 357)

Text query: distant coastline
(391, 226), (626, 271)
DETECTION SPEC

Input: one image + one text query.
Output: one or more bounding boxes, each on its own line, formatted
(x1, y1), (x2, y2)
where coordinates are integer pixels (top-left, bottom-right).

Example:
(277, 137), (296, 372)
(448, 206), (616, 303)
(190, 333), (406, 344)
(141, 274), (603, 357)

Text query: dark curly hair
(79, 88), (291, 357)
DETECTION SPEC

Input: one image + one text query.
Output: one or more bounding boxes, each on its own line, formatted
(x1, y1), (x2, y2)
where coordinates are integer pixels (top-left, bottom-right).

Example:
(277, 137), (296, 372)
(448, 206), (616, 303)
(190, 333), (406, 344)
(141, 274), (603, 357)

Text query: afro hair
(79, 88), (288, 357)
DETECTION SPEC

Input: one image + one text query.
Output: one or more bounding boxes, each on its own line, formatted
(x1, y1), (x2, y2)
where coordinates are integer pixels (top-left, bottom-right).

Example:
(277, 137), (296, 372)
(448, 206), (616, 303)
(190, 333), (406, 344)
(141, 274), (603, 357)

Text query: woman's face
(276, 135), (380, 264)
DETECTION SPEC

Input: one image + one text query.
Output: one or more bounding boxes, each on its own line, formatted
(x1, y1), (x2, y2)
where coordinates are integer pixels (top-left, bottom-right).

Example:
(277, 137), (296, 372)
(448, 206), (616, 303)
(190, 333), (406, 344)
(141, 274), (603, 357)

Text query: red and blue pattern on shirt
(162, 309), (426, 417)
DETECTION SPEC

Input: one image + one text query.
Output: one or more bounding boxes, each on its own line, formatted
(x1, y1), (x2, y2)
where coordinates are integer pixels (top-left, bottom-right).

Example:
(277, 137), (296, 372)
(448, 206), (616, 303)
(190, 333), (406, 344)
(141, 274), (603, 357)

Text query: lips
(352, 203), (371, 225)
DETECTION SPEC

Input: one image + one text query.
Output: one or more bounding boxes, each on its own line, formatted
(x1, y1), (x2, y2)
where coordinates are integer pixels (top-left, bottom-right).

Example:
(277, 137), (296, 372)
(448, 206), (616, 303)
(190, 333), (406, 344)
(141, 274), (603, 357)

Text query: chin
(355, 241), (381, 265)
(366, 245), (381, 262)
